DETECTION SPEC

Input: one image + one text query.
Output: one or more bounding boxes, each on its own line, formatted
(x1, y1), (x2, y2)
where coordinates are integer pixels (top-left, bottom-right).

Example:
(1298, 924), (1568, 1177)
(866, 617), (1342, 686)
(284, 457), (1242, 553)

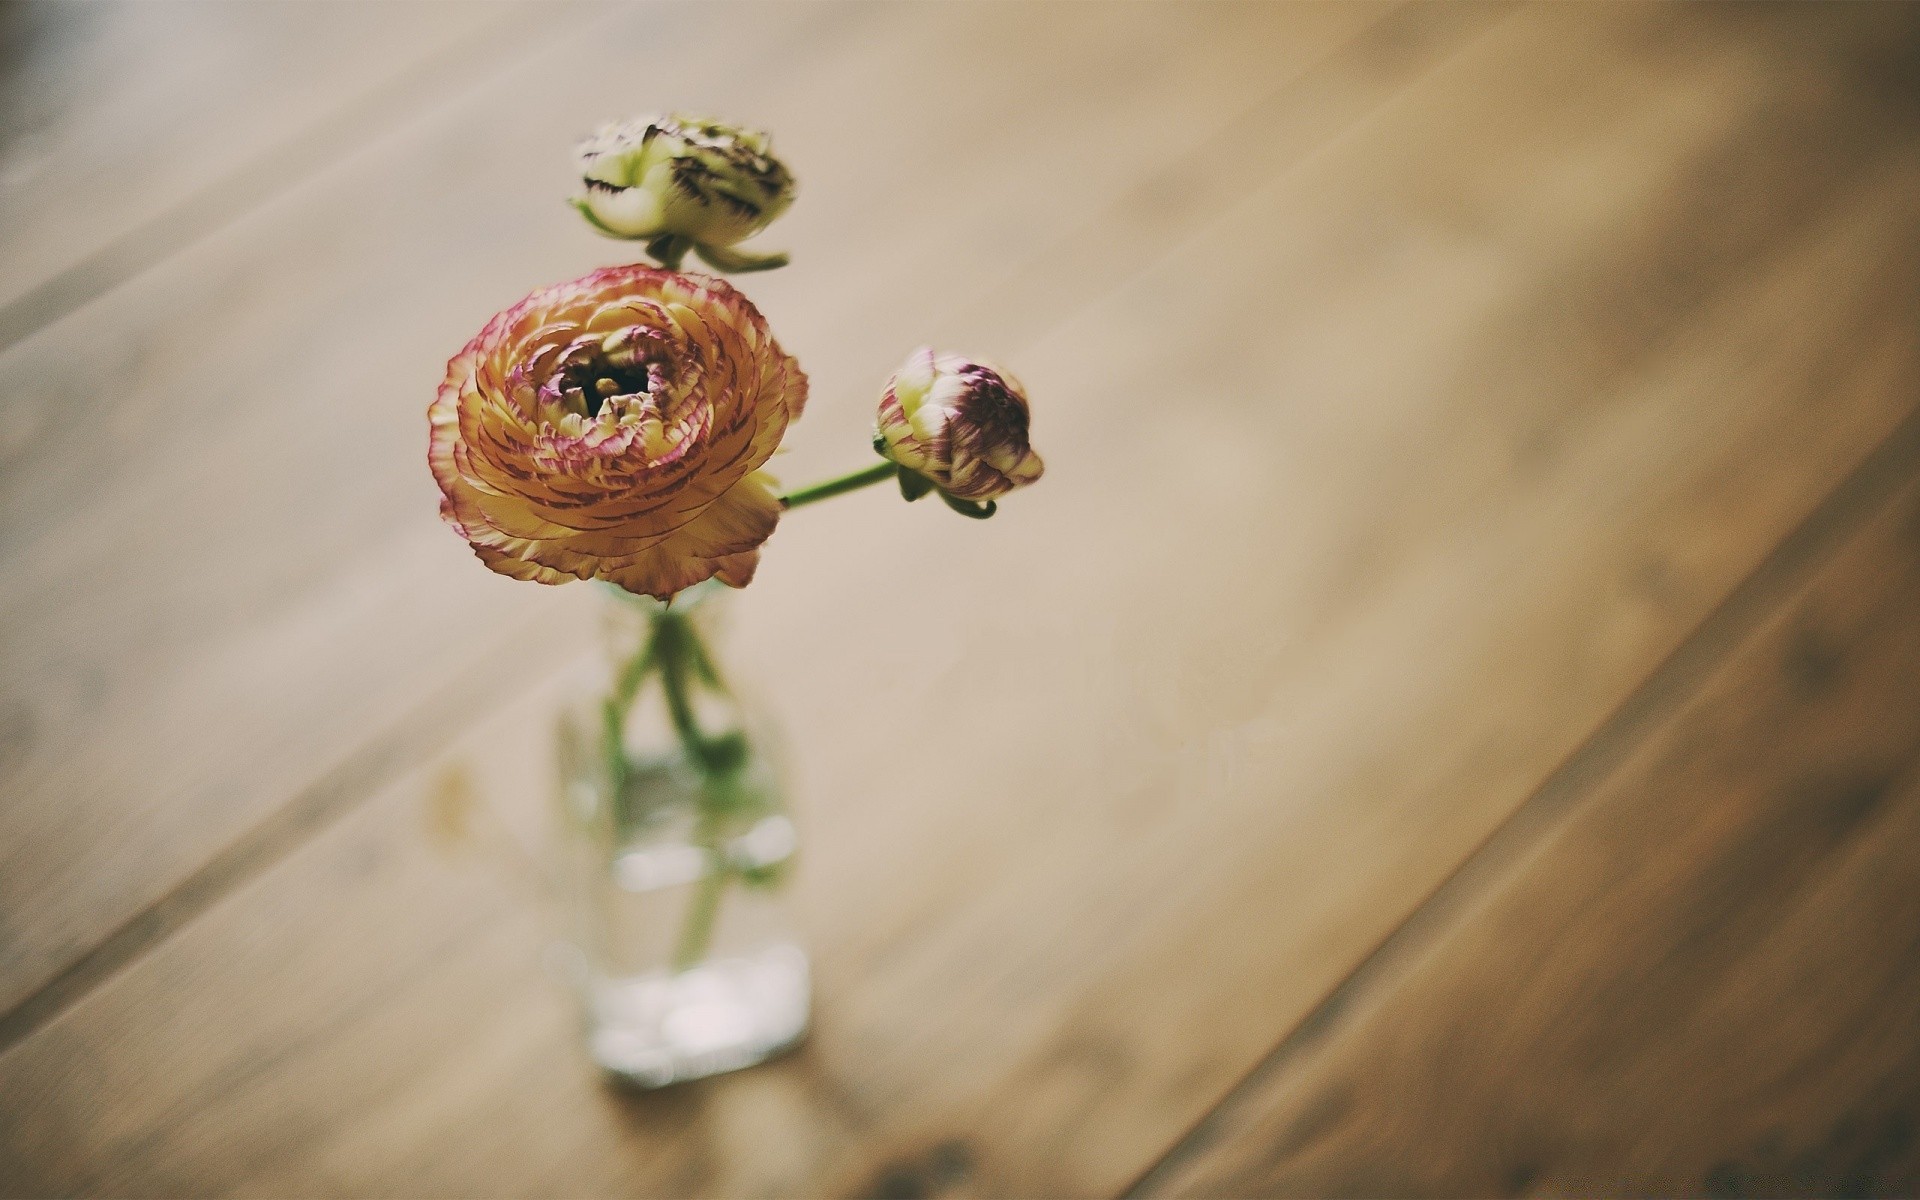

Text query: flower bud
(874, 348), (1044, 503)
(571, 113), (795, 270)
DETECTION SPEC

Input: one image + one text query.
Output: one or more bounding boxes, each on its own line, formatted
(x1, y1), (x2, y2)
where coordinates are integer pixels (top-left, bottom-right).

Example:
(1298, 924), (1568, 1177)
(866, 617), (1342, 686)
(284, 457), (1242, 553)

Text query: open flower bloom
(874, 348), (1044, 502)
(572, 114), (795, 267)
(430, 265), (807, 599)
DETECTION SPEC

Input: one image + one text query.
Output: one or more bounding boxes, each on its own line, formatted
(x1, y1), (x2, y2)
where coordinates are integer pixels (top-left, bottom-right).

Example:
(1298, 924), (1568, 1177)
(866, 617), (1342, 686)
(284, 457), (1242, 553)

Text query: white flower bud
(572, 114), (796, 270)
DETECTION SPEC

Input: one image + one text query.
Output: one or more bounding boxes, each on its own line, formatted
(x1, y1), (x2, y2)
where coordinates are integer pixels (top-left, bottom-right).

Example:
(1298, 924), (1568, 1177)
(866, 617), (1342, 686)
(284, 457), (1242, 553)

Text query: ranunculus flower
(429, 265), (807, 600)
(874, 348), (1044, 502)
(571, 113), (796, 270)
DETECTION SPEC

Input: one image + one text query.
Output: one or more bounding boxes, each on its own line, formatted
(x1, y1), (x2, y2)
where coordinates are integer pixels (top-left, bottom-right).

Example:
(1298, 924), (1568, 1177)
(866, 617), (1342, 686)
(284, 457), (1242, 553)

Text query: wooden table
(4, 3), (1920, 1195)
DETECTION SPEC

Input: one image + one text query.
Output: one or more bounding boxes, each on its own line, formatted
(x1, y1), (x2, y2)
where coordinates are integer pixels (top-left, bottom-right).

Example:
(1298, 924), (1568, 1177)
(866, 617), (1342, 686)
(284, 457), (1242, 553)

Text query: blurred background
(3, 2), (1920, 1195)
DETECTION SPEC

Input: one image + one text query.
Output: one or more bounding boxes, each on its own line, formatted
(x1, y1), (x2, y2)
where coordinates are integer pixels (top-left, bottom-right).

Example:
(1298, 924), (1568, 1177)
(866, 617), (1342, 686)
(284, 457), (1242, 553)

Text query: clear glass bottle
(554, 582), (807, 1088)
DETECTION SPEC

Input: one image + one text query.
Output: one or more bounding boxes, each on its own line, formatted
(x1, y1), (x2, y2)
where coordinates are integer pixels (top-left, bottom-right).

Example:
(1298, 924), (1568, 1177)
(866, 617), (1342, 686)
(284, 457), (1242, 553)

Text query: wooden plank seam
(1126, 396), (1920, 1198)
(0, 1), (608, 357)
(0, 611), (571, 1058)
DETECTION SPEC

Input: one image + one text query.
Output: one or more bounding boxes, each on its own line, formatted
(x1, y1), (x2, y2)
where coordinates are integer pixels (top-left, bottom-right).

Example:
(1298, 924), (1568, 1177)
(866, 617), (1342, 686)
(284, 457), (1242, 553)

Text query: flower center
(562, 357), (652, 418)
(957, 370), (1027, 441)
(539, 327), (678, 423)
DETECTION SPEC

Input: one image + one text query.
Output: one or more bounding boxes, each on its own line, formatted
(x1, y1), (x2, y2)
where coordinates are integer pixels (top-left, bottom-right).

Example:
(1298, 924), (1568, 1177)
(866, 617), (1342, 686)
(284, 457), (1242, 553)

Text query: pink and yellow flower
(429, 264), (807, 599)
(874, 348), (1044, 502)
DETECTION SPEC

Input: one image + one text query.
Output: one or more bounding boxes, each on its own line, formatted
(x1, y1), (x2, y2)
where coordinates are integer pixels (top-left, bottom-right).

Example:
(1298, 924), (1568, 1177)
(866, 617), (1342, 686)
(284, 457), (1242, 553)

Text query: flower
(429, 264), (808, 600)
(874, 348), (1044, 502)
(571, 113), (796, 270)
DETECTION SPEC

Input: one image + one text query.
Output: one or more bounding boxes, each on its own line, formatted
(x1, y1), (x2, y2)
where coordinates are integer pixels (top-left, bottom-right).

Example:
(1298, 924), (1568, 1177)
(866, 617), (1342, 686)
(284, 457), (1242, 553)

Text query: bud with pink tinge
(874, 348), (1044, 507)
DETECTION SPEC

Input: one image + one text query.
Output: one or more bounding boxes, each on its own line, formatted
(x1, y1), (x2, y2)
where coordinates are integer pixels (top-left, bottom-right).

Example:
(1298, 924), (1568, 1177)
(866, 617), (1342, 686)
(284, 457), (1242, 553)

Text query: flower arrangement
(429, 114), (1041, 1085)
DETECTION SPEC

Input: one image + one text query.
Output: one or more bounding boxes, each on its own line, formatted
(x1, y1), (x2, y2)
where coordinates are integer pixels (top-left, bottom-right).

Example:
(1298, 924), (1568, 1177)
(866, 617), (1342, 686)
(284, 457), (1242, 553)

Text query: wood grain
(1140, 440), (1920, 1200)
(0, 0), (1396, 1034)
(5, 2), (1920, 1196)
(823, 7), (1920, 1193)
(0, 0), (542, 345)
(5, 4), (1920, 1197)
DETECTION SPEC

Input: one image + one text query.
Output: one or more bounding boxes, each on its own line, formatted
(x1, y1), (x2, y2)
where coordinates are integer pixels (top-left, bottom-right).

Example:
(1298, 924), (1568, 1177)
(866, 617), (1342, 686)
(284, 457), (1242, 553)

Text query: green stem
(652, 611), (739, 970)
(597, 595), (744, 969)
(601, 642), (656, 834)
(673, 846), (728, 971)
(646, 234), (691, 270)
(654, 615), (710, 767)
(600, 698), (629, 814)
(613, 641), (657, 709)
(778, 460), (897, 509)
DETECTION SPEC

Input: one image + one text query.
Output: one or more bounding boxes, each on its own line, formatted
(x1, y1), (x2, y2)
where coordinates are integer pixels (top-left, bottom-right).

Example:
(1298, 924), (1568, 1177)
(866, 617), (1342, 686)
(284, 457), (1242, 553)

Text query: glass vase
(554, 581), (807, 1088)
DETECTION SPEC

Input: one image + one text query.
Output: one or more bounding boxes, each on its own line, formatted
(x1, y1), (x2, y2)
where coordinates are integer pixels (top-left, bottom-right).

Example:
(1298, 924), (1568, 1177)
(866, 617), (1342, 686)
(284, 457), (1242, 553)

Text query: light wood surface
(2, 3), (1918, 1196)
(1139, 443), (1920, 1199)
(0, 0), (1388, 1024)
(0, 0), (540, 345)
